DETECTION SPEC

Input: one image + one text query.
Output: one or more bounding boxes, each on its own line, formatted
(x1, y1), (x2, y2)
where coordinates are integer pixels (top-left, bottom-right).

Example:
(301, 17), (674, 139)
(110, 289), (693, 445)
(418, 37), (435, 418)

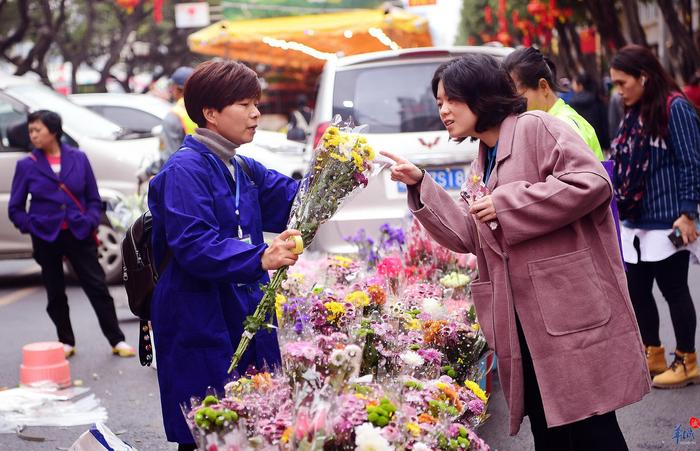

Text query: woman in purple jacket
(8, 110), (134, 359)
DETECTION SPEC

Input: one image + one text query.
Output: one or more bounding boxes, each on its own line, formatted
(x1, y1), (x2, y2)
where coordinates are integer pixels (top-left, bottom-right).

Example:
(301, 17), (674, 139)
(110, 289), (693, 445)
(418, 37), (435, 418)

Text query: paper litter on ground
(0, 384), (107, 433)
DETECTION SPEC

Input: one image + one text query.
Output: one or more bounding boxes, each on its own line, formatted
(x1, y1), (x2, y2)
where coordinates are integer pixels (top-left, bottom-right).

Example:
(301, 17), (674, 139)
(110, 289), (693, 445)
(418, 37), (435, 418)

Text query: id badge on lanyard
(233, 159), (252, 245)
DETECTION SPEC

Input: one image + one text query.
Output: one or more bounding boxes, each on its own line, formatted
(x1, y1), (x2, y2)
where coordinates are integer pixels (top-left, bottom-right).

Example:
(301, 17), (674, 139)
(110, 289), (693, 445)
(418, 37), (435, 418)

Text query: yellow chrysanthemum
(346, 290), (370, 307)
(281, 427), (292, 444)
(465, 380), (488, 402)
(330, 152), (349, 163)
(275, 293), (287, 326)
(324, 301), (346, 322)
(406, 422), (421, 437)
(351, 150), (364, 170)
(405, 317), (422, 330)
(332, 255), (354, 268)
(365, 145), (375, 160)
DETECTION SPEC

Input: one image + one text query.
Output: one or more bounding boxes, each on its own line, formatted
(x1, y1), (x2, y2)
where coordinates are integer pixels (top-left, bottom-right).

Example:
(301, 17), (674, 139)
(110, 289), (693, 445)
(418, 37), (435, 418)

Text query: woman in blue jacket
(8, 110), (134, 358)
(147, 60), (301, 450)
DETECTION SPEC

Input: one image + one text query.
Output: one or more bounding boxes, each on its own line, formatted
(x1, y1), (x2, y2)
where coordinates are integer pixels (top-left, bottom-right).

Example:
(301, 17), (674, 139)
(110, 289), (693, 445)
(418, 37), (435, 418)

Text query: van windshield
(6, 84), (123, 140)
(332, 62), (444, 133)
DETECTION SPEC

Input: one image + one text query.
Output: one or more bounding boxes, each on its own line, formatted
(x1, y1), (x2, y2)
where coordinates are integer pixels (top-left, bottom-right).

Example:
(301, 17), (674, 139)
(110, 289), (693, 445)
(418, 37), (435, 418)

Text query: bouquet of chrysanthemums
(229, 115), (377, 373)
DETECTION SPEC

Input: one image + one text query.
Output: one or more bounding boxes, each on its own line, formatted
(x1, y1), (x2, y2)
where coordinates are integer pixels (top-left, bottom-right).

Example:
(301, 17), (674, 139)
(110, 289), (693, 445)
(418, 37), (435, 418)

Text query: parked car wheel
(96, 222), (124, 284)
(64, 221), (123, 284)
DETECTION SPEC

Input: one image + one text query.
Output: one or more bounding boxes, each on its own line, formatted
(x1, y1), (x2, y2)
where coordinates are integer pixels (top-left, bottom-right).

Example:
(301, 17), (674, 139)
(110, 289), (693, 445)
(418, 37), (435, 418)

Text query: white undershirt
(621, 225), (700, 264)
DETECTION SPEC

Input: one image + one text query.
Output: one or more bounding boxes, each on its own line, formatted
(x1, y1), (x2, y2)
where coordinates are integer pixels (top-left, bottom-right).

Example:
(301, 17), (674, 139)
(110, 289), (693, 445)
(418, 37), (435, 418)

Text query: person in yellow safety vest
(138, 66), (196, 183)
(503, 47), (605, 161)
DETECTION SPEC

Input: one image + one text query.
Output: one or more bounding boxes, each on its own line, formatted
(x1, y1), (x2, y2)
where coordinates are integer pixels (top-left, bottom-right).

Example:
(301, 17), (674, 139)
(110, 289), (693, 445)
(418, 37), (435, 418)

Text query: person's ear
(538, 78), (549, 91)
(202, 107), (217, 126)
(640, 74), (647, 87)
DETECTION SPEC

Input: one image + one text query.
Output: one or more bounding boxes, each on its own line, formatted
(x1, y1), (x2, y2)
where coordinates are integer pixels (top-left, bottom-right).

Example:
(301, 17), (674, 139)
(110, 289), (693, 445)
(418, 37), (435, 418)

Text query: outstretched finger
(380, 150), (408, 165)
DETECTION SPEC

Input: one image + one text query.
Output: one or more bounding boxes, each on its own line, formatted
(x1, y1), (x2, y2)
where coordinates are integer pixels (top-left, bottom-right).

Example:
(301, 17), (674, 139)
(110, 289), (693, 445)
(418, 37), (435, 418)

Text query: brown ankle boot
(645, 345), (667, 376)
(652, 350), (700, 389)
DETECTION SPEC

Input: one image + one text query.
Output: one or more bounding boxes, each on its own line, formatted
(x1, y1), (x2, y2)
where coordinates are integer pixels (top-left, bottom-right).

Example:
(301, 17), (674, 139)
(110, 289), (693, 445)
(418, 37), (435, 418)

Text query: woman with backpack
(147, 60), (301, 450)
(8, 110), (134, 359)
(610, 45), (700, 389)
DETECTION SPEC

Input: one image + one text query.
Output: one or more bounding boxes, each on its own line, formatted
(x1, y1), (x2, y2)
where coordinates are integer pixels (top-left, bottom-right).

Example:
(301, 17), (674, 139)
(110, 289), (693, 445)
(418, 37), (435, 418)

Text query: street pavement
(0, 259), (698, 450)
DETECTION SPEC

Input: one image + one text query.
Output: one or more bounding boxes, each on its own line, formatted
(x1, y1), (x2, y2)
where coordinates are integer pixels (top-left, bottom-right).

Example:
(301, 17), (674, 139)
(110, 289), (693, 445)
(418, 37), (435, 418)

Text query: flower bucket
(19, 341), (71, 388)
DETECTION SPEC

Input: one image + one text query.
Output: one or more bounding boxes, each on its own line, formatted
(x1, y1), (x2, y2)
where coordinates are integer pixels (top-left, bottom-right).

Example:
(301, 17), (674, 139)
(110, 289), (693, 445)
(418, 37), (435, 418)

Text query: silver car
(71, 92), (307, 180)
(307, 46), (513, 253)
(0, 74), (159, 282)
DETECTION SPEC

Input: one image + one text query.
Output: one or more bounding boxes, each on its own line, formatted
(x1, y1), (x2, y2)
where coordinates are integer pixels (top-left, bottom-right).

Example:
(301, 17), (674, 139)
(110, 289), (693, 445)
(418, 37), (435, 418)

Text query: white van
(0, 74), (159, 282)
(308, 46), (512, 252)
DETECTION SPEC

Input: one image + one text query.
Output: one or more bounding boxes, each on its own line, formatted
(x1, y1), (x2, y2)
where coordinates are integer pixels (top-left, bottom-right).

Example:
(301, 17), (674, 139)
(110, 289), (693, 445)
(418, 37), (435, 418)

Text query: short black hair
(184, 60), (262, 127)
(27, 110), (63, 140)
(431, 54), (527, 140)
(503, 47), (563, 92)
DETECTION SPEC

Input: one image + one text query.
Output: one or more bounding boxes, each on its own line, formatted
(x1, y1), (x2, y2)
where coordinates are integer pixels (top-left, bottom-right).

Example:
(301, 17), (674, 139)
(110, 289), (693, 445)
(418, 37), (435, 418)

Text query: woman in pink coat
(382, 54), (649, 450)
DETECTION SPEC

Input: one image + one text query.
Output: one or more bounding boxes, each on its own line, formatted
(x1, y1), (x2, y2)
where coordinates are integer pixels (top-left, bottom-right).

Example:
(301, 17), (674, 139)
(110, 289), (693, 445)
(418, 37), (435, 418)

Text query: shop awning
(187, 9), (433, 70)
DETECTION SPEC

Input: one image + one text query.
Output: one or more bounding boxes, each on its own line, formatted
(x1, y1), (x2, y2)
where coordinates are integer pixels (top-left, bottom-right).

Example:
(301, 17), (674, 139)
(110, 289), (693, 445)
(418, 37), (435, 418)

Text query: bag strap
(234, 154), (254, 181)
(27, 153), (87, 213)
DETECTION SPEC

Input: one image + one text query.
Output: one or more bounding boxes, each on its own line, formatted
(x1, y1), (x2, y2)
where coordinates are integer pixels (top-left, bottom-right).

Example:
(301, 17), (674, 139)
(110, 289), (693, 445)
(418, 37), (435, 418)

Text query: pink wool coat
(408, 111), (650, 435)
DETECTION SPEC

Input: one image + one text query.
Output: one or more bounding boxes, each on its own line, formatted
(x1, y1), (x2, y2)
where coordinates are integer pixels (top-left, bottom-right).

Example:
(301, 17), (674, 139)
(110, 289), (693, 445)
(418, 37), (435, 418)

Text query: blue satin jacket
(8, 145), (102, 242)
(147, 136), (298, 443)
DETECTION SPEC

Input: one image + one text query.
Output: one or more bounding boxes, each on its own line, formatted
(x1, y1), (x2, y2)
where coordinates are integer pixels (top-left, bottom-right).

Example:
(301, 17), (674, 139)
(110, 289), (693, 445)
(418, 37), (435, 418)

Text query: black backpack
(122, 154), (253, 366)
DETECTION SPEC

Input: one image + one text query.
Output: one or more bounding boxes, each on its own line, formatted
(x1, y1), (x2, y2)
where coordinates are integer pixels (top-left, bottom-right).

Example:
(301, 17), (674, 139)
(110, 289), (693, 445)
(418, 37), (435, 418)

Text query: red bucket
(19, 341), (71, 388)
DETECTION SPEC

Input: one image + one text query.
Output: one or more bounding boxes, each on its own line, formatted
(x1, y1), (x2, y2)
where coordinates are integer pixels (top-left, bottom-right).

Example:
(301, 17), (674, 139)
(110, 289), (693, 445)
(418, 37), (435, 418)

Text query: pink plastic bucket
(19, 341), (71, 388)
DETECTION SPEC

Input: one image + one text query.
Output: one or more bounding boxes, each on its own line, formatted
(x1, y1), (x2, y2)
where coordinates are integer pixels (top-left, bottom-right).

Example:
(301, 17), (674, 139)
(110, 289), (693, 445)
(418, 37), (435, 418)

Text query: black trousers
(626, 247), (697, 353)
(177, 444), (196, 451)
(32, 230), (125, 347)
(516, 317), (629, 451)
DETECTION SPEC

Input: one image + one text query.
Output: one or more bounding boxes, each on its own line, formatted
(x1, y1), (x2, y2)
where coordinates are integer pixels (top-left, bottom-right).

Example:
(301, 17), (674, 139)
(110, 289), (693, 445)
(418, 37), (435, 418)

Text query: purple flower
(468, 399), (485, 415)
(417, 348), (443, 365)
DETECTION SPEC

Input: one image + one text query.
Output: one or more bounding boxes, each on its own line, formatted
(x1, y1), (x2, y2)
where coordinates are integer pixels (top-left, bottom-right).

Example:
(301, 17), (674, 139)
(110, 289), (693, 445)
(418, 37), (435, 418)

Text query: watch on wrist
(681, 211), (699, 221)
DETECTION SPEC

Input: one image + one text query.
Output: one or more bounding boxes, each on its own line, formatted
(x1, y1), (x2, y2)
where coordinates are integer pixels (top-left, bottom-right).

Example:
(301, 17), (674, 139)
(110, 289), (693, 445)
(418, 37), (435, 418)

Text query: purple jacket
(8, 145), (102, 242)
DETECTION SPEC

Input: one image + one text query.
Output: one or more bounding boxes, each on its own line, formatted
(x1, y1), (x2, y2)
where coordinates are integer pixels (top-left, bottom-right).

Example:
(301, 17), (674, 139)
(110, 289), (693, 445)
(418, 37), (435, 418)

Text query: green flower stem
(227, 266), (288, 374)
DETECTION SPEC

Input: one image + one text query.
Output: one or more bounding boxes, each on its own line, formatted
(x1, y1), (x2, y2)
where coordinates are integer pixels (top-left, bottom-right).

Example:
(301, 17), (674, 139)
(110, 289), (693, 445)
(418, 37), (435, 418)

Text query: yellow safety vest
(172, 98), (197, 135)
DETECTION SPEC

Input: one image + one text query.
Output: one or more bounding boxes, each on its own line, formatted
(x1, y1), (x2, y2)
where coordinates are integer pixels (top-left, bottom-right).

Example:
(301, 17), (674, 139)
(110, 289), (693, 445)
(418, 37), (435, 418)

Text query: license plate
(385, 167), (466, 199)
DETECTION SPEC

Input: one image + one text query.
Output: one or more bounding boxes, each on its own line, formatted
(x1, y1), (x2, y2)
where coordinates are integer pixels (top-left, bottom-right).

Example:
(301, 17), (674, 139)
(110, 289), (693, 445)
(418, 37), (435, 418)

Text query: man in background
(138, 66), (195, 183)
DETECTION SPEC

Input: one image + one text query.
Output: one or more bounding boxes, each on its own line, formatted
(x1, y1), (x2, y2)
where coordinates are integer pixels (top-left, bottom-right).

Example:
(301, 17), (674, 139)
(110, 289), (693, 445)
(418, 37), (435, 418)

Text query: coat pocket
(470, 280), (495, 349)
(528, 248), (611, 336)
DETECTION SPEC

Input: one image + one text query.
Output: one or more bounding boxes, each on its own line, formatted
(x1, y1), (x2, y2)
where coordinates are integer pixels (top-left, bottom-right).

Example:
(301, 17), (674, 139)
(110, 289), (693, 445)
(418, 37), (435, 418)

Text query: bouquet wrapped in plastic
(229, 115), (377, 372)
(460, 172), (497, 231)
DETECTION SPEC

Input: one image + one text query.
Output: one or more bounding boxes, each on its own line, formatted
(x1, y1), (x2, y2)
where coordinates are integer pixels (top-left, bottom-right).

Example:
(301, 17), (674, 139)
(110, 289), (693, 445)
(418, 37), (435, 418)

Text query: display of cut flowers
(229, 115), (378, 373)
(185, 220), (491, 450)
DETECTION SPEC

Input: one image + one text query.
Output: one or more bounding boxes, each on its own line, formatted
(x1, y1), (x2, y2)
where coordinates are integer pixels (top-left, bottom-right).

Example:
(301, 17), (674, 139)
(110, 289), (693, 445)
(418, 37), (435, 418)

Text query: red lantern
(115, 0), (140, 13)
(497, 31), (512, 45)
(527, 0), (546, 16)
(484, 5), (493, 25)
(579, 27), (597, 54)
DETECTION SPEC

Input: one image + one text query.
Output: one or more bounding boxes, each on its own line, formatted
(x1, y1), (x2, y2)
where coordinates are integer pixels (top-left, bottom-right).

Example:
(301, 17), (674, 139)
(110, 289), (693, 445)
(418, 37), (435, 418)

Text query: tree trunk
(584, 0), (627, 63)
(0, 0), (29, 56)
(554, 20), (577, 78)
(656, 0), (700, 82)
(95, 2), (151, 92)
(620, 0), (648, 46)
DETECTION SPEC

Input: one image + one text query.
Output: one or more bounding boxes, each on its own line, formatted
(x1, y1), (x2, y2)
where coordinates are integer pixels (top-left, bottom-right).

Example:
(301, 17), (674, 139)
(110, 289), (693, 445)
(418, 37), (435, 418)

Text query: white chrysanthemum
(355, 423), (394, 451)
(329, 349), (347, 366)
(399, 350), (425, 367)
(422, 297), (446, 318)
(412, 443), (431, 451)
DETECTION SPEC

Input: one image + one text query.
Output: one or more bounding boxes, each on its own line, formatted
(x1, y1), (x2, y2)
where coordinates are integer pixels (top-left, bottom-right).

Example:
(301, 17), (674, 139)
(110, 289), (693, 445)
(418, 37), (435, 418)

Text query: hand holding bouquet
(229, 115), (377, 373)
(460, 172), (497, 230)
